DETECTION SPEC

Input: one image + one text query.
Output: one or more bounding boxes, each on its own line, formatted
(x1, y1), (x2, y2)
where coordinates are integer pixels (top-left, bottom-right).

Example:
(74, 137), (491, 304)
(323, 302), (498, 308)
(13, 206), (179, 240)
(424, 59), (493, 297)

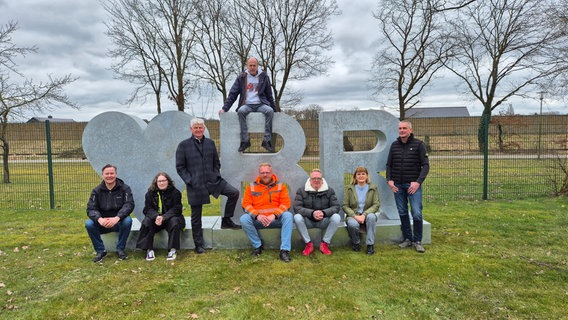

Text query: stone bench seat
(101, 216), (431, 251)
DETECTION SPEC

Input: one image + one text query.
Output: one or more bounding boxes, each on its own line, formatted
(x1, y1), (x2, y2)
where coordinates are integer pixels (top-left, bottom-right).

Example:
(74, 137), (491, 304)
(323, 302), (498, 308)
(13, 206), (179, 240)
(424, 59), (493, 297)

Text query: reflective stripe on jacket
(242, 173), (290, 217)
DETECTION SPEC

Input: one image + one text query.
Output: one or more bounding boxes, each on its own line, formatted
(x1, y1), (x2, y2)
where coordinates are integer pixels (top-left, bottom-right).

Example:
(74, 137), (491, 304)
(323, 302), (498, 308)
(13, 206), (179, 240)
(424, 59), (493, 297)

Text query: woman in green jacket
(342, 166), (380, 255)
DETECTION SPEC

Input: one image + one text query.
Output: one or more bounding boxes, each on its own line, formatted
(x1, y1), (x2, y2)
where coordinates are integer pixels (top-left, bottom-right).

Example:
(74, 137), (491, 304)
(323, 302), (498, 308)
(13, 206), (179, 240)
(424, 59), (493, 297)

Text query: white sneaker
(146, 249), (155, 261)
(166, 249), (177, 261)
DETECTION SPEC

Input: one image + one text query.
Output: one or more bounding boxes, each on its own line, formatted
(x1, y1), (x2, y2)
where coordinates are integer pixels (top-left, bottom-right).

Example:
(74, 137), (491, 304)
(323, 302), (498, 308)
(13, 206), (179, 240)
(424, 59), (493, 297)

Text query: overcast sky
(1, 0), (564, 122)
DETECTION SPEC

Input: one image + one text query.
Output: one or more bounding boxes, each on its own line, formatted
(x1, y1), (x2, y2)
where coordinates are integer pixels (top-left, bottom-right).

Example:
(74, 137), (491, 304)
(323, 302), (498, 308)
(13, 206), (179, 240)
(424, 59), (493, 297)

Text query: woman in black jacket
(136, 172), (185, 261)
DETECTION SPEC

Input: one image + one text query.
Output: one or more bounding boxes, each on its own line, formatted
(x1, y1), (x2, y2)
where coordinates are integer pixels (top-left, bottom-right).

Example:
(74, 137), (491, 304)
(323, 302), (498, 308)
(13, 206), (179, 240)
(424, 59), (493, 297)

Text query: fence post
(483, 115), (489, 200)
(45, 120), (55, 209)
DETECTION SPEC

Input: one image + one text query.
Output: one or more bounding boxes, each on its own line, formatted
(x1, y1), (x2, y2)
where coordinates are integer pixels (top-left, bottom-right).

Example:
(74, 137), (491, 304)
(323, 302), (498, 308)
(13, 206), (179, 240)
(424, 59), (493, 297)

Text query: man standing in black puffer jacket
(386, 120), (430, 253)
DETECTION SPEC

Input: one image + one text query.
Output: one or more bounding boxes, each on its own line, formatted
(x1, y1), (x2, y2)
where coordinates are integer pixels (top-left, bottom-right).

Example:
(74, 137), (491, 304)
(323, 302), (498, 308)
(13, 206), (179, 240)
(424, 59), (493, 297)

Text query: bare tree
(104, 0), (197, 112)
(0, 22), (77, 183)
(241, 0), (340, 111)
(298, 104), (323, 120)
(283, 104), (323, 120)
(443, 0), (567, 151)
(540, 0), (568, 102)
(103, 0), (165, 113)
(371, 0), (475, 119)
(223, 3), (257, 72)
(189, 0), (256, 103)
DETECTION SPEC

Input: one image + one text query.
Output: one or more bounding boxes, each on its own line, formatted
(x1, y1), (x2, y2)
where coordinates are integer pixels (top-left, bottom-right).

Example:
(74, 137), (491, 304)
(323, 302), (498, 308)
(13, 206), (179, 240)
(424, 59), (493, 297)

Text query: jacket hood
(304, 177), (329, 192)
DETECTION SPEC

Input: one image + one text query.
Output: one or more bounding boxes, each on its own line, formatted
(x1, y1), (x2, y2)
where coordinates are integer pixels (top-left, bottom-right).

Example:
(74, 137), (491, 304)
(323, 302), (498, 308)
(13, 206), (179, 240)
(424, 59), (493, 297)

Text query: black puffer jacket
(293, 178), (340, 221)
(86, 178), (134, 221)
(386, 133), (430, 184)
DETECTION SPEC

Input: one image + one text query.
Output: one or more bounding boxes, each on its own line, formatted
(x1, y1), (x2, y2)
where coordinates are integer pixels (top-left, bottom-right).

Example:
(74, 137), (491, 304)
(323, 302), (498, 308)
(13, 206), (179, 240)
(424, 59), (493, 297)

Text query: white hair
(190, 118), (205, 127)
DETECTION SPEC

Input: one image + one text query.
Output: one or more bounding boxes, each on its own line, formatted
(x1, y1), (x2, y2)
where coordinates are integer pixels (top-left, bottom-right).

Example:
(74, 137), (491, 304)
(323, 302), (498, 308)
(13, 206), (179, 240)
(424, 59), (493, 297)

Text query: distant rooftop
(27, 116), (75, 123)
(406, 107), (470, 118)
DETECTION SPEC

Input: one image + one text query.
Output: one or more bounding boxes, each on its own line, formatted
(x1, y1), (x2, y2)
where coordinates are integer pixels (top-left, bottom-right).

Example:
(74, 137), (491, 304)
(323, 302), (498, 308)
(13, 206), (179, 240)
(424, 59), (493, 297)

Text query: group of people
(85, 118), (429, 263)
(85, 56), (429, 263)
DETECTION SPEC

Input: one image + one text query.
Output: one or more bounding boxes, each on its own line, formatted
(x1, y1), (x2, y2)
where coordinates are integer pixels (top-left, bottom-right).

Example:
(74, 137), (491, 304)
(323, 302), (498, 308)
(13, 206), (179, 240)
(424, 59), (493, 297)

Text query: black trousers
(191, 182), (240, 246)
(136, 216), (185, 251)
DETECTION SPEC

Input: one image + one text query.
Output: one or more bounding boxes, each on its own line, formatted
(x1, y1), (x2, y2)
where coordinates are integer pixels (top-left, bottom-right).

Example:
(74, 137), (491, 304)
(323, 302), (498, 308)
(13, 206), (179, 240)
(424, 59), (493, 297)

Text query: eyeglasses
(310, 177), (323, 181)
(157, 179), (168, 183)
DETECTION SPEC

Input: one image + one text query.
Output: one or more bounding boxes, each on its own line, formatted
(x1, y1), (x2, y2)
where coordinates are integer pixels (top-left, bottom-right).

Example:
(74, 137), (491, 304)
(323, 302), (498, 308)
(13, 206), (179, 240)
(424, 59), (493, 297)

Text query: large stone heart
(82, 111), (199, 221)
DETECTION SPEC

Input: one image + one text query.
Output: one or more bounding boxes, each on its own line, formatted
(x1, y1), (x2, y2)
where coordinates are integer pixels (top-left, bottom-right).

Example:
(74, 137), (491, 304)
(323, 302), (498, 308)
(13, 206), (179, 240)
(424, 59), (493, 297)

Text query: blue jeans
(346, 213), (378, 245)
(240, 211), (293, 251)
(394, 183), (423, 242)
(85, 216), (132, 252)
(237, 104), (274, 142)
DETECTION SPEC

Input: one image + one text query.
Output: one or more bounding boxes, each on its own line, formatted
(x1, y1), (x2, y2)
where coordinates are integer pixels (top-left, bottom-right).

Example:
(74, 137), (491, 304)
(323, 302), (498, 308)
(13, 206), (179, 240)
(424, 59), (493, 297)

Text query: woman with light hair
(342, 166), (380, 255)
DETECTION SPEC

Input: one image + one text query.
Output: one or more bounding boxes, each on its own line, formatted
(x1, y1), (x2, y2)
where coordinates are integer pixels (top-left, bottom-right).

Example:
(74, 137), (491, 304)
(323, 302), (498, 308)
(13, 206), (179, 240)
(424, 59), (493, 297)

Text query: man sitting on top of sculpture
(219, 56), (278, 153)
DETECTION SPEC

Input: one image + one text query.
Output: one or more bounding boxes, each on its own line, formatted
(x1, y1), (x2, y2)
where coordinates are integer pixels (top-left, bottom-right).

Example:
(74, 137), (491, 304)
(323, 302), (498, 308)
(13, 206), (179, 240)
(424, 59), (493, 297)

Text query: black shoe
(261, 140), (274, 153)
(93, 251), (107, 263)
(117, 250), (128, 260)
(251, 245), (263, 256)
(238, 141), (251, 152)
(366, 245), (375, 255)
(279, 250), (292, 262)
(352, 243), (361, 252)
(221, 217), (241, 229)
(194, 246), (206, 254)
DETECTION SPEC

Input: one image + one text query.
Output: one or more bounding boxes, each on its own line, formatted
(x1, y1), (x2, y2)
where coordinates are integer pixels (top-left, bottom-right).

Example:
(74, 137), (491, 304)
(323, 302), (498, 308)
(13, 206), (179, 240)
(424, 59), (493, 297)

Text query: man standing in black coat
(175, 118), (240, 254)
(386, 120), (430, 253)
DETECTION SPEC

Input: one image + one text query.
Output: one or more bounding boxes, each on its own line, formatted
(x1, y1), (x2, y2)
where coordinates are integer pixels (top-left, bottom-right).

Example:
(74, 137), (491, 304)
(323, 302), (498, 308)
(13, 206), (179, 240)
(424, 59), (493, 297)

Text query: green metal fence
(1, 115), (566, 209)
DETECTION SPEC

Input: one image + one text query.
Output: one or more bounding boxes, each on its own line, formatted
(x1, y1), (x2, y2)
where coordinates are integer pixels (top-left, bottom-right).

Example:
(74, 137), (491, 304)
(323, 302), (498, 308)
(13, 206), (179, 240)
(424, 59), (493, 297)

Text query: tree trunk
(156, 91), (162, 114)
(477, 109), (491, 153)
(2, 139), (10, 183)
(177, 92), (184, 112)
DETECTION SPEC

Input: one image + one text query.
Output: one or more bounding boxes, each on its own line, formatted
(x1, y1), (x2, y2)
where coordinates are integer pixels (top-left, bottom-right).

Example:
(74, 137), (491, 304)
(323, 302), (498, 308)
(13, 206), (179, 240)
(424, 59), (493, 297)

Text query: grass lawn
(1, 198), (567, 319)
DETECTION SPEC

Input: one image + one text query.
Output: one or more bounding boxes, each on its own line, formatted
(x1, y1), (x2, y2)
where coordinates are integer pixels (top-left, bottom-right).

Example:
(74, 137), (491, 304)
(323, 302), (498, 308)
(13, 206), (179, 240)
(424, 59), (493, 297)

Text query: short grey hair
(400, 120), (413, 129)
(190, 118), (205, 127)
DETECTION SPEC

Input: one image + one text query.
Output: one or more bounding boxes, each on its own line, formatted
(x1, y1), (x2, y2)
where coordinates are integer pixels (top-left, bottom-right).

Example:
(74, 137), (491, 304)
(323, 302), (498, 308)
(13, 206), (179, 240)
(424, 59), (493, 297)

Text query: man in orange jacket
(240, 163), (293, 262)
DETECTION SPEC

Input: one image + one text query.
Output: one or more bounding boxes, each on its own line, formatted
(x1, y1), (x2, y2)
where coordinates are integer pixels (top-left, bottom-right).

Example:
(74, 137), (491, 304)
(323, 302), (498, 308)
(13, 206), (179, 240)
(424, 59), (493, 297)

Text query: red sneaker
(302, 242), (314, 256)
(319, 241), (332, 255)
